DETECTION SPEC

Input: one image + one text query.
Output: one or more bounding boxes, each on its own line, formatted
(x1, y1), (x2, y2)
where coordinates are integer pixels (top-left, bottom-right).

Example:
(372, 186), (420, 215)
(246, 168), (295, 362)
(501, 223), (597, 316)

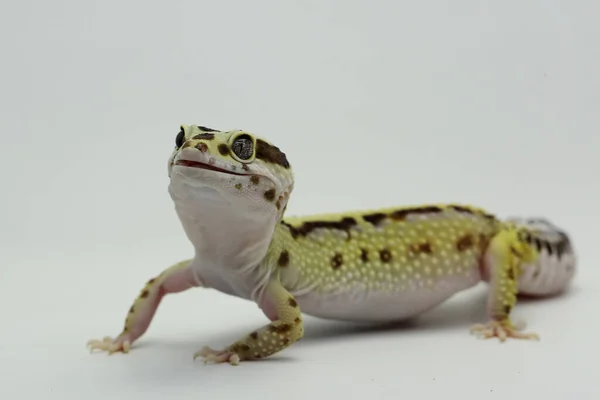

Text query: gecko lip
(175, 159), (247, 176)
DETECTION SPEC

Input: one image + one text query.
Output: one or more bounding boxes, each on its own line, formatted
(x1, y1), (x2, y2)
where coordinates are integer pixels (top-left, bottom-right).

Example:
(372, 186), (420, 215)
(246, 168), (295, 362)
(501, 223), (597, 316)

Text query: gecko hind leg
(87, 259), (201, 354)
(194, 278), (304, 365)
(470, 227), (540, 342)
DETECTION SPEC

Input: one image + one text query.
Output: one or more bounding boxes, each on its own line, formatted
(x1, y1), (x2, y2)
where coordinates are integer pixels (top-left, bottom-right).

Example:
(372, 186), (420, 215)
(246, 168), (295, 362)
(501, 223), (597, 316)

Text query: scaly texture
(88, 124), (577, 365)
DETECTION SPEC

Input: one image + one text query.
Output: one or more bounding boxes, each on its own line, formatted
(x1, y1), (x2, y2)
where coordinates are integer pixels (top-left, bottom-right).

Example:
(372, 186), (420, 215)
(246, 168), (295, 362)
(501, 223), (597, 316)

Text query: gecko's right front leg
(87, 259), (201, 354)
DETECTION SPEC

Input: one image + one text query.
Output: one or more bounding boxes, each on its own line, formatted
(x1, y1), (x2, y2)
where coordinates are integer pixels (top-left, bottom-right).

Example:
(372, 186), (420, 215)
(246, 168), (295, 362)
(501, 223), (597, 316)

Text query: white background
(1, 0), (598, 398)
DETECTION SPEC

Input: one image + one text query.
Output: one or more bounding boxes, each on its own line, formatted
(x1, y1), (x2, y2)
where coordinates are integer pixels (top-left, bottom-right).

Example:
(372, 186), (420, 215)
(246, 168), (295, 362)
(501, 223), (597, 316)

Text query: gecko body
(88, 125), (577, 364)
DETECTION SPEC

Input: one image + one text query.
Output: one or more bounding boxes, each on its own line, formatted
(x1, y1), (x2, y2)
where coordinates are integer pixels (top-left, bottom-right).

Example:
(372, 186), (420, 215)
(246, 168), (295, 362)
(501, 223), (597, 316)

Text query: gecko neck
(169, 176), (279, 272)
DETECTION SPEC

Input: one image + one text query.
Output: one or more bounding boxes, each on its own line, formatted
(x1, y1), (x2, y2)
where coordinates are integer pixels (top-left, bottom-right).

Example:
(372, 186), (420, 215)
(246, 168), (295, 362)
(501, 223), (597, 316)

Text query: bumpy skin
(88, 125), (577, 364)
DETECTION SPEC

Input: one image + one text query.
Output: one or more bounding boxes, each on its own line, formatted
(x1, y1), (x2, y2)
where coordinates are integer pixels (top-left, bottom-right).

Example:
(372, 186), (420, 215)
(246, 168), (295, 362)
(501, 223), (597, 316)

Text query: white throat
(168, 171), (277, 285)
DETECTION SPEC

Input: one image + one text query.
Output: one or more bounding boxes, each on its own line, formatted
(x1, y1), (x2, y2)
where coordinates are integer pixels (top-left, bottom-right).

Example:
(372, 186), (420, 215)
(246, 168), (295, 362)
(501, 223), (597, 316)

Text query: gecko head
(167, 124), (294, 222)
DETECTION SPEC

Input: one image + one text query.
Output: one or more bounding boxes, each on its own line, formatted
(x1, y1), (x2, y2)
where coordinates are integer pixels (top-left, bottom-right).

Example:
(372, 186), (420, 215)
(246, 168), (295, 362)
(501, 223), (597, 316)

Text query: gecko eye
(231, 134), (254, 160)
(175, 127), (185, 148)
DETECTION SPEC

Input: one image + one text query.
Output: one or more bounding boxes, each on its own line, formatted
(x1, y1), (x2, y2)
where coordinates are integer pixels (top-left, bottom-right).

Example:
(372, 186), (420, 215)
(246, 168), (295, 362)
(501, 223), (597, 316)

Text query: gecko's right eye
(175, 127), (185, 148)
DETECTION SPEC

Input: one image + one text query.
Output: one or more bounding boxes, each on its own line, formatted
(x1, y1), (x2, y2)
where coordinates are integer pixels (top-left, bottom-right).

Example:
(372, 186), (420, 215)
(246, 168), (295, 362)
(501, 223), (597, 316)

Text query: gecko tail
(505, 216), (577, 297)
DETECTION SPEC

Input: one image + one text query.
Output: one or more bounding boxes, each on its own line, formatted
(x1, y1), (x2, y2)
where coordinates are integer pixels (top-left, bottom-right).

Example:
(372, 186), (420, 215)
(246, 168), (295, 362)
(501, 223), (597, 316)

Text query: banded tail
(507, 217), (577, 297)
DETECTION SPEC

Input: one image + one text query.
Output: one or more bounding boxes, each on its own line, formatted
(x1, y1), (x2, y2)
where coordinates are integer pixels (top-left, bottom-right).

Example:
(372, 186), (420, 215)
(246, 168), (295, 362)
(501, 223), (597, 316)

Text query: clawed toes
(193, 346), (240, 365)
(470, 321), (539, 342)
(87, 336), (131, 354)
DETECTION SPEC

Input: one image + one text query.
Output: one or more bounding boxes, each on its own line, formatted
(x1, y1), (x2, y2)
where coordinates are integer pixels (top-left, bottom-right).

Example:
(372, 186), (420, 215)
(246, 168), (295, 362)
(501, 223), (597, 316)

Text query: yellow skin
(88, 125), (577, 365)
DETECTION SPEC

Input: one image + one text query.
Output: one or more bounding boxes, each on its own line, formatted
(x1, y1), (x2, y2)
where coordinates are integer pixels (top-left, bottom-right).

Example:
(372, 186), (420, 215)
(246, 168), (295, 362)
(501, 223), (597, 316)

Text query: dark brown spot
(456, 234), (474, 252)
(363, 213), (387, 225)
(410, 242), (432, 254)
(269, 323), (292, 333)
(218, 143), (229, 156)
(510, 246), (521, 258)
(555, 235), (571, 260)
(543, 240), (553, 255)
(276, 198), (281, 210)
(478, 234), (490, 253)
(391, 206), (443, 220)
(197, 125), (219, 132)
(250, 175), (260, 185)
(281, 221), (299, 239)
(278, 250), (290, 267)
(240, 344), (250, 352)
(503, 305), (512, 316)
(264, 188), (276, 202)
(242, 164), (250, 171)
(192, 133), (215, 140)
(379, 249), (392, 262)
(506, 266), (515, 281)
(520, 231), (532, 243)
(483, 213), (496, 221)
(282, 217), (357, 239)
(448, 205), (475, 214)
(255, 139), (290, 168)
(140, 289), (149, 298)
(147, 278), (156, 285)
(448, 205), (496, 221)
(294, 317), (301, 324)
(360, 248), (369, 262)
(331, 253), (343, 269)
(288, 298), (298, 308)
(196, 143), (208, 153)
(128, 305), (135, 314)
(283, 338), (290, 345)
(250, 332), (258, 340)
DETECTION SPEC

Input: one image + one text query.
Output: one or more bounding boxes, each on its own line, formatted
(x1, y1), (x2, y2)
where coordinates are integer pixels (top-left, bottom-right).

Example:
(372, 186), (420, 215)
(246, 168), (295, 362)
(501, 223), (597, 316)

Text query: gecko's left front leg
(87, 259), (202, 354)
(195, 278), (304, 365)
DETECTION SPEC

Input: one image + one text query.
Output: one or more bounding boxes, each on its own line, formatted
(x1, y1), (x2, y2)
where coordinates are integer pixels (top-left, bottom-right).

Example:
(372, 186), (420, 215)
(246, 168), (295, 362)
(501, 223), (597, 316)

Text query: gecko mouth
(175, 159), (247, 176)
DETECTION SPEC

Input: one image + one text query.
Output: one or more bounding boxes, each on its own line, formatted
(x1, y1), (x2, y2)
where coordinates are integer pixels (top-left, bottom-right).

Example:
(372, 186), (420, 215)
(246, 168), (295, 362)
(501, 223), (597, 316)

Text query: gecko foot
(470, 320), (539, 342)
(193, 346), (240, 366)
(87, 334), (132, 354)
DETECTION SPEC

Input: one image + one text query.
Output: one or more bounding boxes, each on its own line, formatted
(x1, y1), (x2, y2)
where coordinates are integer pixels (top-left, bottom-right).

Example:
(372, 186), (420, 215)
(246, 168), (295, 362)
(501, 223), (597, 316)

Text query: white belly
(292, 270), (481, 322)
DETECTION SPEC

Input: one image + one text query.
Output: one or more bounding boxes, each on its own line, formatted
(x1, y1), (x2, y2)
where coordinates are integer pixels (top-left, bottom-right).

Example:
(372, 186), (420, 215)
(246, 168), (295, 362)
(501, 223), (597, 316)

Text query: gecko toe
(87, 334), (132, 354)
(193, 346), (240, 365)
(470, 320), (539, 342)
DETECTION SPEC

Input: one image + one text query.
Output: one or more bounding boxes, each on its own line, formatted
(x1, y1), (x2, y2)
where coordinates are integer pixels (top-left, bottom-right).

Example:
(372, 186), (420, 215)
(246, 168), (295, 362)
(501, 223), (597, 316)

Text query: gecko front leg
(194, 278), (304, 365)
(87, 259), (202, 354)
(471, 228), (540, 341)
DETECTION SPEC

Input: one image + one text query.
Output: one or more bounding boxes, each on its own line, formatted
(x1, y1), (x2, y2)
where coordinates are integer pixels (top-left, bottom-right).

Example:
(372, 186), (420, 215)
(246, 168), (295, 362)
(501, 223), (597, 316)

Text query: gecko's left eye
(231, 134), (254, 160)
(175, 127), (185, 148)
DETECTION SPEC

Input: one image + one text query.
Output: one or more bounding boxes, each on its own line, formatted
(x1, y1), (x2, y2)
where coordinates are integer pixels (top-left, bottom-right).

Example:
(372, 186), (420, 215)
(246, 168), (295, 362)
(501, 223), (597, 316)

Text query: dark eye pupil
(175, 128), (185, 148)
(232, 136), (253, 160)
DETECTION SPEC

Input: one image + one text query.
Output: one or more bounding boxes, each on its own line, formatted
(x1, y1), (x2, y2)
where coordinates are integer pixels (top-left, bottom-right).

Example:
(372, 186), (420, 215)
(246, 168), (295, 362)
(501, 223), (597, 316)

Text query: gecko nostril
(196, 143), (208, 153)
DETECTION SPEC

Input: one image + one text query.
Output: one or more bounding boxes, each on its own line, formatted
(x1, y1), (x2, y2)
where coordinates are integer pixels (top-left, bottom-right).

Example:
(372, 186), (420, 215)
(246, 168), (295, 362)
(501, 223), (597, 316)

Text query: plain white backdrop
(1, 0), (598, 398)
